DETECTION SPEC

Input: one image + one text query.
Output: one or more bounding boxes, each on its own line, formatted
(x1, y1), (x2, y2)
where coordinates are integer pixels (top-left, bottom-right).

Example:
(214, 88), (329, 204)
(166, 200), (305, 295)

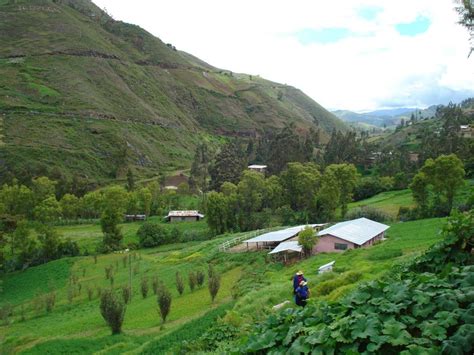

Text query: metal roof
(167, 210), (204, 218)
(268, 241), (303, 254)
(248, 164), (267, 169)
(317, 218), (389, 245)
(246, 224), (326, 243)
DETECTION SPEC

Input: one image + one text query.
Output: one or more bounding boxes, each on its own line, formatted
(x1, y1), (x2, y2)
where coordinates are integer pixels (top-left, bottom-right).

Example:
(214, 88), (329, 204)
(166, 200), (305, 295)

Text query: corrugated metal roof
(248, 165), (267, 169)
(269, 241), (303, 254)
(167, 210), (204, 218)
(317, 218), (389, 245)
(246, 224), (326, 243)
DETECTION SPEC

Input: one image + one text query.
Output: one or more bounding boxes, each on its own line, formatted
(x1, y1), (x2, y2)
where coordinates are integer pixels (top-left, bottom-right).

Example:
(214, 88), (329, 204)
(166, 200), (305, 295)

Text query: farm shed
(124, 214), (146, 222)
(245, 224), (326, 251)
(315, 217), (389, 253)
(165, 210), (204, 223)
(268, 241), (303, 262)
(248, 164), (267, 173)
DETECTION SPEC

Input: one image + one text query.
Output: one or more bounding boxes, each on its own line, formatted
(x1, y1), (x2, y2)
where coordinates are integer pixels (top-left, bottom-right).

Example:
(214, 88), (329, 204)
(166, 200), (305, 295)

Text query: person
(295, 280), (310, 307)
(293, 270), (306, 293)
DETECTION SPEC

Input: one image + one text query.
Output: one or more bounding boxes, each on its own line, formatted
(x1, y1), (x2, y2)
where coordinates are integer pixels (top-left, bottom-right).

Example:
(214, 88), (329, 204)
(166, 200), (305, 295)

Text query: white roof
(248, 165), (267, 169)
(246, 224), (326, 243)
(317, 218), (389, 245)
(268, 241), (303, 254)
(167, 210), (204, 218)
(318, 261), (335, 270)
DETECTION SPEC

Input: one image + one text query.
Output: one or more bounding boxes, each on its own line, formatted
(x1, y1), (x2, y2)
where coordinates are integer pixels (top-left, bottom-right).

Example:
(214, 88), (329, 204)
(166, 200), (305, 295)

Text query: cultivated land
(0, 216), (446, 354)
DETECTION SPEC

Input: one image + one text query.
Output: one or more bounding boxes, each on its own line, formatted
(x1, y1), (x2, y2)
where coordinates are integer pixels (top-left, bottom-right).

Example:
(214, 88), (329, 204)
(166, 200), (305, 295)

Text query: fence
(218, 227), (281, 252)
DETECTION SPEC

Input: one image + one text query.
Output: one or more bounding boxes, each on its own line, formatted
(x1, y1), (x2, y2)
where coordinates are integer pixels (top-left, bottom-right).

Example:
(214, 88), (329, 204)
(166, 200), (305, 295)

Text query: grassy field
(56, 217), (209, 253)
(0, 216), (447, 354)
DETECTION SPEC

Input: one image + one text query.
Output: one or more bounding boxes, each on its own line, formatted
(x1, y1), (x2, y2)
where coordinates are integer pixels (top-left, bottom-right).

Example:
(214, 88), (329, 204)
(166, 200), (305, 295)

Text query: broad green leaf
(420, 320), (447, 341)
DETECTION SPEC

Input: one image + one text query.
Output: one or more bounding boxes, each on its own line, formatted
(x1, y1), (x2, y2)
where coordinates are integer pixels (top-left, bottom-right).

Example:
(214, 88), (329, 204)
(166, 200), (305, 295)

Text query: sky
(92, 0), (474, 112)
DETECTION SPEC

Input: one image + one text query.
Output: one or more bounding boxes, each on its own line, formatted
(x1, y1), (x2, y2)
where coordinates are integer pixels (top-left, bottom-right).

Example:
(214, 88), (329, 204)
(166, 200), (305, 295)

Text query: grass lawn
(348, 189), (414, 218)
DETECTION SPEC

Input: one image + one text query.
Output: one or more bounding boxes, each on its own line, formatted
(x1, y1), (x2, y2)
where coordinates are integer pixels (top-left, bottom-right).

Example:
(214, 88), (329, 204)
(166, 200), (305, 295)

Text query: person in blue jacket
(295, 280), (310, 307)
(293, 270), (306, 294)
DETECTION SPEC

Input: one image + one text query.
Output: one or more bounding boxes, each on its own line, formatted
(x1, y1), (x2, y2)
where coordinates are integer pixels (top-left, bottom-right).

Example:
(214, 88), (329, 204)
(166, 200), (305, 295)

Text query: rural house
(315, 217), (389, 253)
(165, 210), (204, 223)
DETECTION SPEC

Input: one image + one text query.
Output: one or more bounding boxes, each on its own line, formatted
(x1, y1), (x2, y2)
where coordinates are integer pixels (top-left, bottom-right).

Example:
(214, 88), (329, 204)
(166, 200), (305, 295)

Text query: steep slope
(0, 0), (345, 183)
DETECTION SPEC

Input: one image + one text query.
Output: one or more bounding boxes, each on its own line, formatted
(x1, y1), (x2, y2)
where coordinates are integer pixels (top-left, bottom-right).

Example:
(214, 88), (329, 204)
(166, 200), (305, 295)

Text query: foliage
(196, 269), (205, 287)
(157, 285), (172, 324)
(100, 186), (128, 252)
(188, 271), (197, 292)
(99, 289), (126, 335)
(175, 271), (184, 296)
(346, 206), (392, 222)
(297, 226), (317, 256)
(140, 277), (149, 299)
(209, 141), (246, 191)
(208, 273), (221, 303)
(137, 222), (170, 248)
(325, 163), (359, 217)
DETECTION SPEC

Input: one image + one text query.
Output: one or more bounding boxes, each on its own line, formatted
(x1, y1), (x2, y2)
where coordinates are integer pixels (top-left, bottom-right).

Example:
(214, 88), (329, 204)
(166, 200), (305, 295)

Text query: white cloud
(92, 0), (474, 111)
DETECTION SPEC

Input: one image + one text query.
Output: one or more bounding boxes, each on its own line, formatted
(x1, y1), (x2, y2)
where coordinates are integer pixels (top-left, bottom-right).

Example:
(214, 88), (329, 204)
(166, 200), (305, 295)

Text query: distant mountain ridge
(0, 0), (345, 183)
(332, 106), (439, 127)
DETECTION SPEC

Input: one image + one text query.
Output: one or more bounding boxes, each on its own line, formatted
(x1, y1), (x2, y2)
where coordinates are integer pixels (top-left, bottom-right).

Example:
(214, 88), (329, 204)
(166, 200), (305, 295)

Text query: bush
(175, 272), (184, 295)
(368, 248), (403, 261)
(314, 271), (362, 296)
(208, 274), (221, 303)
(152, 276), (160, 295)
(196, 270), (205, 287)
(188, 271), (197, 292)
(137, 222), (170, 248)
(44, 291), (56, 313)
(346, 206), (391, 222)
(157, 286), (172, 324)
(141, 277), (149, 299)
(99, 289), (126, 335)
(122, 285), (131, 304)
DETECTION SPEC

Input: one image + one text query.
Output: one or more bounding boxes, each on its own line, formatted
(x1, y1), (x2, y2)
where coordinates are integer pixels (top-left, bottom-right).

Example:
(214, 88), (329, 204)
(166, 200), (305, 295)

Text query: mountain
(332, 106), (439, 128)
(0, 0), (345, 184)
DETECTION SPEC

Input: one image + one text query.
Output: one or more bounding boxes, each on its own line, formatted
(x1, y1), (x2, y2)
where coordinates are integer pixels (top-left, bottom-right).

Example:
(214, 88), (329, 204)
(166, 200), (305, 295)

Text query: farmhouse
(248, 164), (267, 173)
(315, 217), (389, 253)
(165, 210), (204, 223)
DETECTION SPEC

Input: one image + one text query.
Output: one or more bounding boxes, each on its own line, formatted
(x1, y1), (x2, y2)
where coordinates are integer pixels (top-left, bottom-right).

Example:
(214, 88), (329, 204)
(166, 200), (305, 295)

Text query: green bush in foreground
(137, 222), (170, 248)
(157, 286), (172, 324)
(100, 289), (126, 335)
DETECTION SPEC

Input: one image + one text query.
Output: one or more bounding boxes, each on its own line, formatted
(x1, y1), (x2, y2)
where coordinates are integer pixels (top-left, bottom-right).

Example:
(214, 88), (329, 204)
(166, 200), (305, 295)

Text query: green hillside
(0, 217), (447, 354)
(0, 0), (345, 183)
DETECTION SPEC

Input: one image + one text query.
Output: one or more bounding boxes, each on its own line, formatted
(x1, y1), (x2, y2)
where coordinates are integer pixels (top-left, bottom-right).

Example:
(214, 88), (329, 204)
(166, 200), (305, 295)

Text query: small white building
(248, 164), (267, 173)
(165, 210), (204, 223)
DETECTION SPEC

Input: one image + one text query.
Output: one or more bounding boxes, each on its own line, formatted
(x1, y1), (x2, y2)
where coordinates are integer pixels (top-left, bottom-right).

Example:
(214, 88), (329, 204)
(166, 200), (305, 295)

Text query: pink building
(315, 218), (389, 253)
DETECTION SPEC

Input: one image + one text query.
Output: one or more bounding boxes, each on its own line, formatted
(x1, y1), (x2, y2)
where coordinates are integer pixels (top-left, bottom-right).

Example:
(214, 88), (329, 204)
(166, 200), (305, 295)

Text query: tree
(209, 141), (246, 191)
(157, 286), (172, 324)
(410, 172), (430, 213)
(137, 222), (170, 248)
(141, 277), (149, 298)
(196, 270), (205, 287)
(0, 181), (34, 217)
(99, 289), (126, 335)
(280, 162), (320, 212)
(455, 0), (474, 56)
(208, 273), (221, 303)
(264, 175), (284, 210)
(31, 176), (56, 205)
(33, 197), (62, 224)
(206, 191), (230, 235)
(100, 186), (128, 252)
(37, 226), (61, 262)
(423, 154), (465, 212)
(190, 143), (210, 192)
(126, 168), (135, 192)
(317, 170), (340, 221)
(267, 124), (305, 174)
(298, 226), (317, 257)
(188, 271), (197, 292)
(60, 194), (80, 220)
(237, 170), (266, 230)
(325, 164), (358, 218)
(175, 272), (184, 295)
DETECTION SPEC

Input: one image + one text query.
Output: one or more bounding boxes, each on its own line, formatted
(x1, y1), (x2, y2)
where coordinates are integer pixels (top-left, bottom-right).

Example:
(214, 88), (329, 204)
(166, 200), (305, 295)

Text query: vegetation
(99, 289), (126, 335)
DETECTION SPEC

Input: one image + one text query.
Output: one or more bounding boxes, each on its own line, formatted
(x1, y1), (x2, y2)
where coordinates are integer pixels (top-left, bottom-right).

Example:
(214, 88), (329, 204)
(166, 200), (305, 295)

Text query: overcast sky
(93, 0), (473, 112)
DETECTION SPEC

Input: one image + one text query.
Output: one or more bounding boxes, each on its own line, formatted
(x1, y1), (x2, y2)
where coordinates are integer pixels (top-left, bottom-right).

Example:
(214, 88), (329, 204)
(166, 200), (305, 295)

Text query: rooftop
(167, 210), (204, 218)
(317, 218), (389, 245)
(268, 241), (302, 254)
(246, 224), (326, 243)
(248, 164), (267, 169)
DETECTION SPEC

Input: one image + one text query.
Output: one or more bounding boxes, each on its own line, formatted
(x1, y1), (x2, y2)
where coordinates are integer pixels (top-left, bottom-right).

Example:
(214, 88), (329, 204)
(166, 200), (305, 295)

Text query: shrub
(207, 264), (216, 279)
(100, 289), (126, 335)
(44, 291), (56, 313)
(0, 303), (13, 325)
(141, 277), (149, 299)
(105, 265), (113, 280)
(175, 272), (184, 295)
(368, 248), (403, 261)
(298, 226), (317, 256)
(87, 286), (94, 301)
(196, 270), (205, 287)
(157, 286), (172, 324)
(122, 285), (131, 304)
(346, 206), (391, 222)
(188, 271), (197, 292)
(137, 222), (170, 248)
(152, 276), (160, 295)
(208, 274), (221, 303)
(314, 271), (362, 296)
